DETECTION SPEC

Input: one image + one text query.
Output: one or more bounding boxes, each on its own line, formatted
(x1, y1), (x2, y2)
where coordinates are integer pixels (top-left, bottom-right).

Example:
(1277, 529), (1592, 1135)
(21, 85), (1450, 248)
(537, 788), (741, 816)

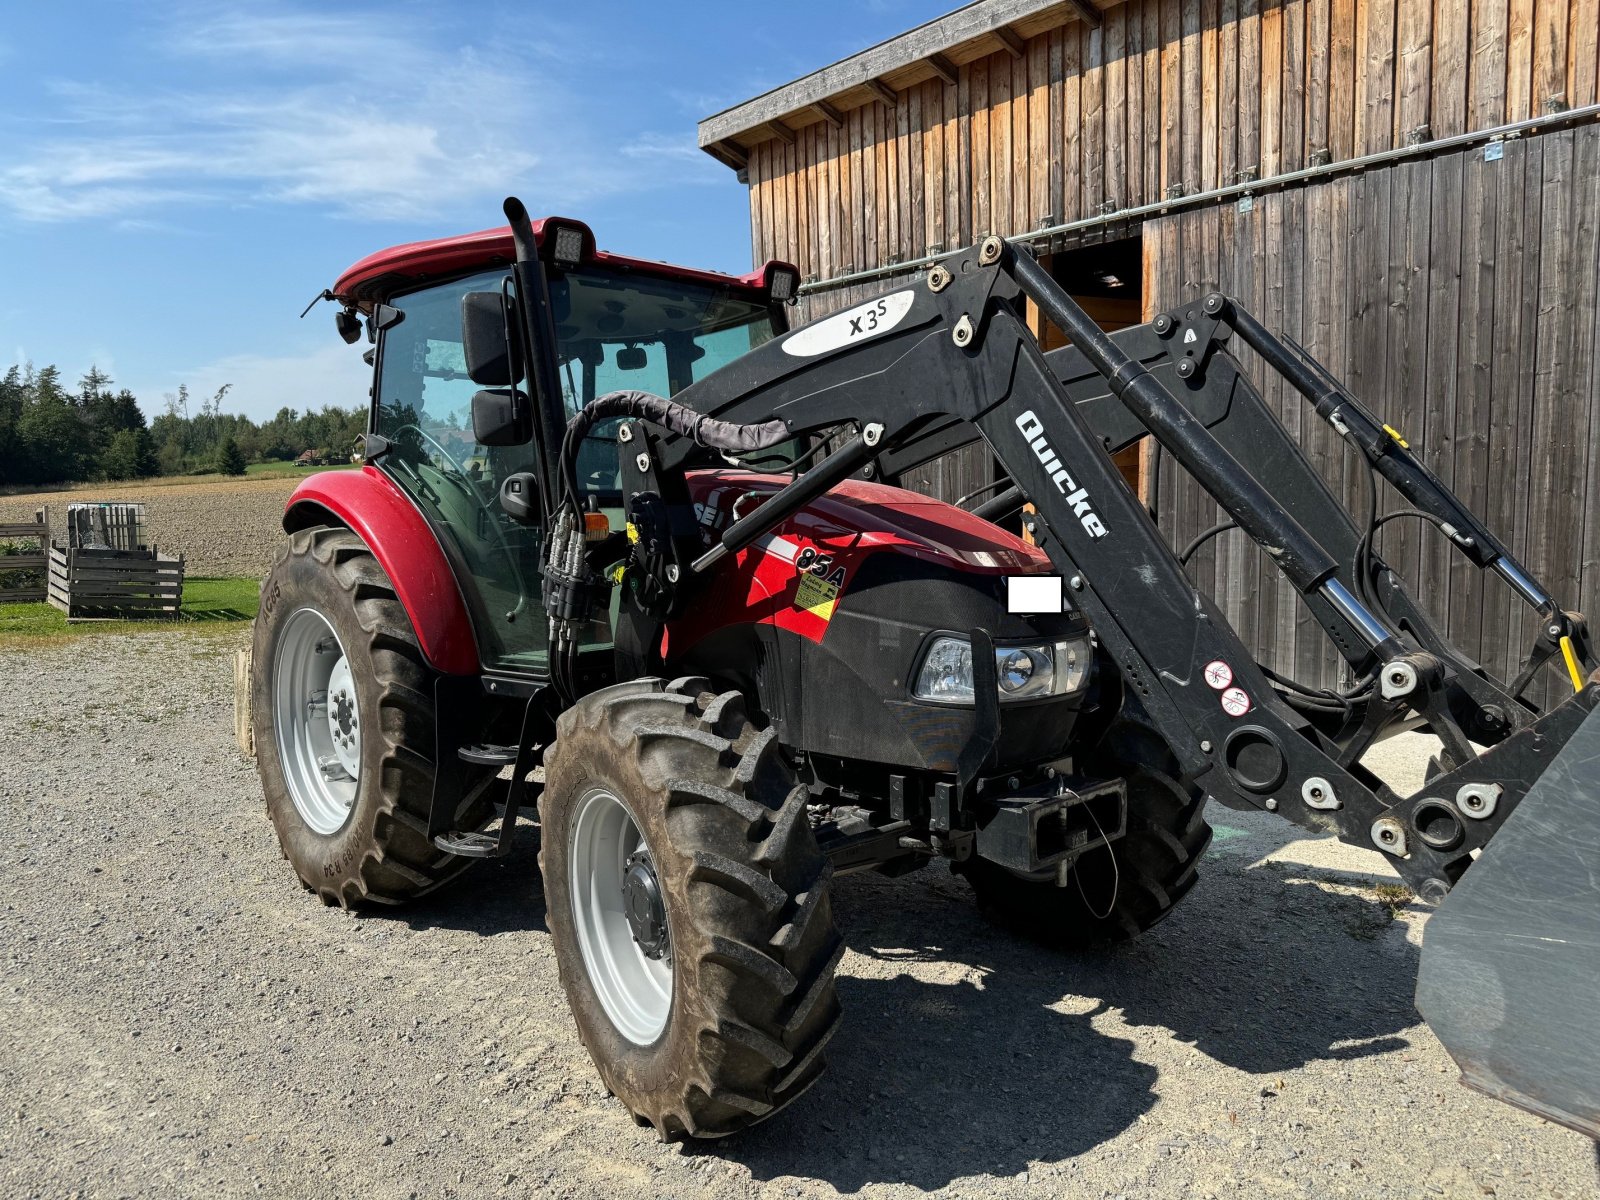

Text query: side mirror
(462, 291), (522, 386)
(471, 387), (532, 447)
(616, 345), (647, 371)
(334, 310), (362, 344)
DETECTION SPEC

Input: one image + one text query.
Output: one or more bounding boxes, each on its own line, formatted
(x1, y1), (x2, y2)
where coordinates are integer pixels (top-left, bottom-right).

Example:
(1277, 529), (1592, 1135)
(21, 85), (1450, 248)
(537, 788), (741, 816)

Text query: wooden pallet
(0, 508), (49, 604)
(46, 544), (184, 621)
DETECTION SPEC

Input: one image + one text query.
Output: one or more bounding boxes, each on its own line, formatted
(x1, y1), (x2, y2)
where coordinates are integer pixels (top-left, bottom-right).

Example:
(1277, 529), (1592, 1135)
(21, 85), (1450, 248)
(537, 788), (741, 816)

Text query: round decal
(1220, 687), (1252, 718)
(1203, 659), (1234, 690)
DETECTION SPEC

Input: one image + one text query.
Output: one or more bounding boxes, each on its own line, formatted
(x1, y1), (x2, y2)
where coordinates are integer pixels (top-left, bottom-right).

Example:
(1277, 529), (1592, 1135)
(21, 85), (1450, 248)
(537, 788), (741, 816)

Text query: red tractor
(252, 199), (1600, 1141)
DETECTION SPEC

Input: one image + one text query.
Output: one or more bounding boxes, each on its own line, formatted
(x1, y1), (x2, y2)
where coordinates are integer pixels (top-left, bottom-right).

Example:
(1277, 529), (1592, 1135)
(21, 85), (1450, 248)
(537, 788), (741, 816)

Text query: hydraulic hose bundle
(542, 390), (791, 700)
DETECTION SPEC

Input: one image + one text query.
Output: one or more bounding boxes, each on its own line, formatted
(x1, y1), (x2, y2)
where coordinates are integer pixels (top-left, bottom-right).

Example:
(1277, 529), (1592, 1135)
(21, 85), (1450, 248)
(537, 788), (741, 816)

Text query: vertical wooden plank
(1125, 0), (1146, 208)
(834, 114), (851, 276)
(1012, 41), (1031, 233)
(946, 67), (963, 250)
(1161, 0), (1184, 191)
(1082, 22), (1107, 215)
(1329, 0), (1357, 160)
(1527, 129), (1598, 707)
(816, 122), (834, 282)
(1569, 0), (1599, 106)
(1418, 152), (1464, 627)
(1296, 177), (1337, 683)
(1575, 127), (1600, 693)
(1181, 0), (1203, 190)
(846, 108), (863, 272)
(1507, 0), (1537, 120)
(990, 51), (1014, 236)
(907, 84), (924, 265)
(1269, 188), (1304, 670)
(1029, 34), (1051, 226)
(960, 58), (972, 246)
(1360, 0), (1398, 154)
(748, 146), (765, 270)
(1237, 0), (1262, 176)
(1261, 0), (1285, 177)
(802, 126), (819, 283)
(1384, 156), (1435, 608)
(1501, 136), (1547, 667)
(1281, 0), (1306, 172)
(970, 57), (990, 243)
(1533, 0), (1569, 113)
(1048, 28), (1067, 226)
(1448, 144), (1498, 665)
(1469, 0), (1511, 128)
(1106, 5), (1128, 208)
(1220, 0), (1241, 182)
(1306, 0), (1331, 154)
(884, 93), (899, 266)
(787, 135), (802, 269)
(1239, 194), (1269, 659)
(1145, 0), (1166, 202)
(1200, 0), (1221, 190)
(1488, 137), (1542, 680)
(1063, 25), (1083, 223)
(1432, 0), (1470, 137)
(861, 104), (879, 275)
(1395, 0), (1432, 143)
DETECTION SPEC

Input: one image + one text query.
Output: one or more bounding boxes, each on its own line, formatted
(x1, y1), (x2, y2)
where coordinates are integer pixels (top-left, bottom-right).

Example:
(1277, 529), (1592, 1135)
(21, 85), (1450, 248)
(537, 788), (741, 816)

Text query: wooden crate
(47, 544), (184, 621)
(65, 502), (146, 551)
(0, 508), (49, 604)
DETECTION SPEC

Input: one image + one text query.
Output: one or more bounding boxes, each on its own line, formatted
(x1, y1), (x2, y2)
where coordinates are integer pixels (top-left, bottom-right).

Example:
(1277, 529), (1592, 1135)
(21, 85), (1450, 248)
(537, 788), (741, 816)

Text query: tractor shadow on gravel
(703, 856), (1421, 1192)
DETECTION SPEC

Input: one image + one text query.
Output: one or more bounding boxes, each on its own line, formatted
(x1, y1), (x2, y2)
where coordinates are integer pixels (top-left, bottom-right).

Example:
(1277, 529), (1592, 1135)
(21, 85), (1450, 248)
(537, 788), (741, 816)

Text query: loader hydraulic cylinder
(1008, 250), (1398, 654)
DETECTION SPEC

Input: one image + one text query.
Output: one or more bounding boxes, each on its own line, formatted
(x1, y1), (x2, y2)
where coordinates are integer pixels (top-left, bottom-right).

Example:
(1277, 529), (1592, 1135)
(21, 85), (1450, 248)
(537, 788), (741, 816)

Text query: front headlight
(911, 635), (1091, 704)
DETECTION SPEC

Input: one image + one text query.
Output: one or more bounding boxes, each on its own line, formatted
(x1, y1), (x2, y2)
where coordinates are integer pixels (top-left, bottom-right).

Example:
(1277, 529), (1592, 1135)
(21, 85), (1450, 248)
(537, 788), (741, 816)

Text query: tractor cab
(329, 219), (797, 674)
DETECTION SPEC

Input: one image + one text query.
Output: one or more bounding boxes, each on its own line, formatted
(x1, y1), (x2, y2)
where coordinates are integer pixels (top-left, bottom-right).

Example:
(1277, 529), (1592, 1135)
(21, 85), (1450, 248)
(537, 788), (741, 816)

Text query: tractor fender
(282, 466), (480, 676)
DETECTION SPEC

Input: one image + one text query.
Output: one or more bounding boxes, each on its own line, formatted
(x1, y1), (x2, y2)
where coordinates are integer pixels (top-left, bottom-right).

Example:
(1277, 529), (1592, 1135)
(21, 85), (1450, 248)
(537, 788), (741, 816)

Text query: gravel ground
(2, 630), (1597, 1199)
(0, 477), (303, 578)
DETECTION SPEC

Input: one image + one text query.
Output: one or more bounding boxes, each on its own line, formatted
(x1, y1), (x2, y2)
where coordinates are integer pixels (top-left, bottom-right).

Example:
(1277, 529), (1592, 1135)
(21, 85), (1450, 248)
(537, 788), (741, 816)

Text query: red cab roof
(333, 216), (783, 305)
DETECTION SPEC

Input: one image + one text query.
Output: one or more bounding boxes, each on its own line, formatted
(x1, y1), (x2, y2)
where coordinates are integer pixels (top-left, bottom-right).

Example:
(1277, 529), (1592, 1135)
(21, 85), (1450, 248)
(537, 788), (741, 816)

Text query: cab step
(459, 743), (519, 767)
(432, 830), (504, 858)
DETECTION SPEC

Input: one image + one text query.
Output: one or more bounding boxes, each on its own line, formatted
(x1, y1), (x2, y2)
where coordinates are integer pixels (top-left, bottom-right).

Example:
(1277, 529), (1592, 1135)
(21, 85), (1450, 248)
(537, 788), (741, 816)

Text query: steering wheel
(392, 424), (531, 614)
(395, 423), (483, 499)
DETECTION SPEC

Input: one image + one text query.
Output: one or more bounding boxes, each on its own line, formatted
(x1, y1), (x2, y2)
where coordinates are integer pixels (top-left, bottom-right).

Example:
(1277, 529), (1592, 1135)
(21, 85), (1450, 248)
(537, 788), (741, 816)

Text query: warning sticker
(1203, 660), (1234, 690)
(1220, 686), (1252, 718)
(794, 572), (841, 621)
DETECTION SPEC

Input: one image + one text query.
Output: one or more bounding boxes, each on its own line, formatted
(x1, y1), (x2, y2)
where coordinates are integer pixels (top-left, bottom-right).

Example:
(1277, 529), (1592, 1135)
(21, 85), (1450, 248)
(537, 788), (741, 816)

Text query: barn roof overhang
(697, 0), (1112, 172)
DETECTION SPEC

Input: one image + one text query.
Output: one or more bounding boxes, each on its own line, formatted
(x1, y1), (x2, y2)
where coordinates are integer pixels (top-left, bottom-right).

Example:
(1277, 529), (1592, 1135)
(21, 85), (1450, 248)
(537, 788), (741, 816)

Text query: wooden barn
(698, 0), (1600, 699)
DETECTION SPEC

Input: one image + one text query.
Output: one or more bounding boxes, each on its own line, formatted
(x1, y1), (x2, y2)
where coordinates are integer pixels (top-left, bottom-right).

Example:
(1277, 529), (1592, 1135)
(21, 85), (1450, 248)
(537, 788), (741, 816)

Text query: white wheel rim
(273, 607), (360, 835)
(569, 787), (673, 1045)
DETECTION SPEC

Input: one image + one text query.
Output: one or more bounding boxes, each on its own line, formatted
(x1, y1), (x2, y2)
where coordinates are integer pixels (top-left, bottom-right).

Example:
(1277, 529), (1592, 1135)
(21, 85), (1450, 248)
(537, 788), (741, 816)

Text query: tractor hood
(684, 469), (1050, 577)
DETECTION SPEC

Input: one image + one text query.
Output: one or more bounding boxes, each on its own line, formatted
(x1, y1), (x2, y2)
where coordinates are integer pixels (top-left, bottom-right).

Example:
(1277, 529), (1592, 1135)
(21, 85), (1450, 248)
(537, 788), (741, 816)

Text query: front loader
(250, 198), (1600, 1141)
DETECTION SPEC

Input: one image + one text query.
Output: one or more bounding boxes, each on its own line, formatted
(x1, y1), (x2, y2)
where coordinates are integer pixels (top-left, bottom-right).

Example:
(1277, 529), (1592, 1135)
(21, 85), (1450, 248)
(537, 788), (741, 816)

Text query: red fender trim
(283, 466), (481, 676)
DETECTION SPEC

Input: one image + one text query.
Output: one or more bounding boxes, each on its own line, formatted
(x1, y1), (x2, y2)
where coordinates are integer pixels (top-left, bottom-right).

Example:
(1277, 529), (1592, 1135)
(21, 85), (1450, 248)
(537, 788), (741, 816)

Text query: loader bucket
(1416, 702), (1600, 1140)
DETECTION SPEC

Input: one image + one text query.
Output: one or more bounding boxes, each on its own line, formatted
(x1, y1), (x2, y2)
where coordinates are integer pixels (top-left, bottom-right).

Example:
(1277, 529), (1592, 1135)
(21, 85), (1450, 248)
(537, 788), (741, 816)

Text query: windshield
(372, 262), (778, 672)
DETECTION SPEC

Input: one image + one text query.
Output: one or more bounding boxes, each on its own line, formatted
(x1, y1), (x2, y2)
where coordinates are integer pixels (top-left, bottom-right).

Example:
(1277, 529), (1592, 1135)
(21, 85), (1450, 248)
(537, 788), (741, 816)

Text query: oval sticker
(782, 290), (916, 357)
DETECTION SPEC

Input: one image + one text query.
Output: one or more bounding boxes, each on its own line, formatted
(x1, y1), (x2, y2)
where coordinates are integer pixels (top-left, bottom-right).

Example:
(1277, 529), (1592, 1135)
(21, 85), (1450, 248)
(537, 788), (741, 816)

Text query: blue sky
(0, 1), (950, 422)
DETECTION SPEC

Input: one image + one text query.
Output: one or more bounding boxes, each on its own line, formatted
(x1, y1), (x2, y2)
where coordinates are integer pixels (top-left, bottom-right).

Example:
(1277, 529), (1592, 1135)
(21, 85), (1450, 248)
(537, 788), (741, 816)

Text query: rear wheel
(541, 678), (843, 1140)
(252, 525), (488, 907)
(957, 718), (1212, 947)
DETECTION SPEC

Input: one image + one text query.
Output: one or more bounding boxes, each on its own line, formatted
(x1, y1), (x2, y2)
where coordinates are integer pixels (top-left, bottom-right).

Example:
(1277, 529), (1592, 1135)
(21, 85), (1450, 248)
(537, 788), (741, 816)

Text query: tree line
(0, 364), (366, 487)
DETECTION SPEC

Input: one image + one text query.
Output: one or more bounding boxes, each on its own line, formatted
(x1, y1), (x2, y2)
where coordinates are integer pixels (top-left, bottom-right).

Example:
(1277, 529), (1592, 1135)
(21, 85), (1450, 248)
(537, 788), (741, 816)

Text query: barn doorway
(1030, 232), (1149, 500)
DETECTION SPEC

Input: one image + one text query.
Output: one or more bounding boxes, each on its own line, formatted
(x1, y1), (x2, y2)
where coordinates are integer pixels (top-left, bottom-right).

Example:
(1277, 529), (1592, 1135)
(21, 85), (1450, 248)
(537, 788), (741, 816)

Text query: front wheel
(540, 678), (843, 1140)
(252, 525), (488, 907)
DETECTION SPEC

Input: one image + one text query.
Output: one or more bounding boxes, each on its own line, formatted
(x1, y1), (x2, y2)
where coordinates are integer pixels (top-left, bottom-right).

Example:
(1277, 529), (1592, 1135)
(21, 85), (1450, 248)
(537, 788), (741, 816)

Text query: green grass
(0, 576), (258, 641)
(241, 461), (360, 479)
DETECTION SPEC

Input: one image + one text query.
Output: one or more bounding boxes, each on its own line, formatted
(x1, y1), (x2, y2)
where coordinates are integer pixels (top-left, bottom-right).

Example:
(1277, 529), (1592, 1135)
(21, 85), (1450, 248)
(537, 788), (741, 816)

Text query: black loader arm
(571, 235), (1598, 911)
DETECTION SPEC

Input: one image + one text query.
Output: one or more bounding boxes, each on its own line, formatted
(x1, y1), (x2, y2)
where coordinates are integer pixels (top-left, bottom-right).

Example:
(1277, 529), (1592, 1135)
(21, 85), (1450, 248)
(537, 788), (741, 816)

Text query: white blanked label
(782, 290), (916, 357)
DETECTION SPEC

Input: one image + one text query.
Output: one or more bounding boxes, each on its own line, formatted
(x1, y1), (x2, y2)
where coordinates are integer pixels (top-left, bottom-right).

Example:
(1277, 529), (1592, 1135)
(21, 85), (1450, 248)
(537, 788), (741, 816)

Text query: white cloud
(133, 340), (373, 424)
(0, 5), (703, 225)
